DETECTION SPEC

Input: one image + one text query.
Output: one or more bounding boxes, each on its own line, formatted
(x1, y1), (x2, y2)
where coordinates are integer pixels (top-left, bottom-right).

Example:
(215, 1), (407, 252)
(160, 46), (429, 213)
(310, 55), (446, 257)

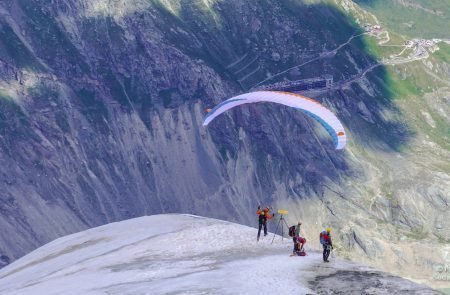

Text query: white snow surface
(0, 214), (436, 294)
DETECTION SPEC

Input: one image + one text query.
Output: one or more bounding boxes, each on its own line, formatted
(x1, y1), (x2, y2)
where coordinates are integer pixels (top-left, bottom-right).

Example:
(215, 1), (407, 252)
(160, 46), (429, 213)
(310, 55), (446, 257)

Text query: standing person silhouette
(320, 227), (333, 262)
(256, 206), (274, 241)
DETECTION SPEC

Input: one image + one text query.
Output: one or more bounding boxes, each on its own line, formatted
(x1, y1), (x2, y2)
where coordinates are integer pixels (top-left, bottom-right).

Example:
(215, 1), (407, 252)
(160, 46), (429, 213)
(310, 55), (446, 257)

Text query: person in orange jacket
(256, 206), (274, 241)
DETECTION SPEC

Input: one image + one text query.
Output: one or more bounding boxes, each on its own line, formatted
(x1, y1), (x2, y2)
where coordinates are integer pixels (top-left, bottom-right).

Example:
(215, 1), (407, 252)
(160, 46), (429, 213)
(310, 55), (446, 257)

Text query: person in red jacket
(256, 206), (274, 241)
(291, 222), (306, 256)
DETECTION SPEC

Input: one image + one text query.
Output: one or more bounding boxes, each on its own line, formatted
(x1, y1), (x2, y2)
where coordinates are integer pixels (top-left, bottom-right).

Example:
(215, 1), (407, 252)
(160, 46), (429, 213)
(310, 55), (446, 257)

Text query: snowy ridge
(0, 215), (438, 294)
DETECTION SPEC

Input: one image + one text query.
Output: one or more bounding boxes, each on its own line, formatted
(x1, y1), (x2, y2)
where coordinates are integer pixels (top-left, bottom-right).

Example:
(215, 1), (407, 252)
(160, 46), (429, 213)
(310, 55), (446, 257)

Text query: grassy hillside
(355, 0), (450, 39)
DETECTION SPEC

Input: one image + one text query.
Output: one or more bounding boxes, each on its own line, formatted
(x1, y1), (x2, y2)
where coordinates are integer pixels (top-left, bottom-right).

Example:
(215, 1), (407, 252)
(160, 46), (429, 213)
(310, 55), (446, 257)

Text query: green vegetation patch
(0, 90), (12, 101)
(361, 34), (407, 58)
(365, 63), (421, 101)
(433, 43), (450, 64)
(355, 0), (450, 39)
(404, 228), (429, 240)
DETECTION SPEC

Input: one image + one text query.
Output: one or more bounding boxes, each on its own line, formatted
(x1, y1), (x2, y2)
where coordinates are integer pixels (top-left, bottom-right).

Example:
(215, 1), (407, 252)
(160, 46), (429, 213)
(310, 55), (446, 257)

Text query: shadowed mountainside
(0, 0), (449, 290)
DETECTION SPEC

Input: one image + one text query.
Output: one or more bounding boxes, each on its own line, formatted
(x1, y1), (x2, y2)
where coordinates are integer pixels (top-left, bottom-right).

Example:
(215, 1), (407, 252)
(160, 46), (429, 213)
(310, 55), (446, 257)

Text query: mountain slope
(0, 0), (449, 291)
(0, 214), (439, 294)
(0, 0), (389, 259)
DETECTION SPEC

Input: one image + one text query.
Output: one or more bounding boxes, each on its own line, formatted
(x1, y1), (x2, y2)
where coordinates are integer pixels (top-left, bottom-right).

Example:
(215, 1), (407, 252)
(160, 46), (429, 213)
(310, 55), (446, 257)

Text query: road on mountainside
(252, 33), (366, 89)
(253, 27), (441, 93)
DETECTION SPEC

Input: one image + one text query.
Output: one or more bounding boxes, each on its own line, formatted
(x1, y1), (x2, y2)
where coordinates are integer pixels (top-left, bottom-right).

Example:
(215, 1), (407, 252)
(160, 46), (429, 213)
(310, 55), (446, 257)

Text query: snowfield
(0, 214), (439, 294)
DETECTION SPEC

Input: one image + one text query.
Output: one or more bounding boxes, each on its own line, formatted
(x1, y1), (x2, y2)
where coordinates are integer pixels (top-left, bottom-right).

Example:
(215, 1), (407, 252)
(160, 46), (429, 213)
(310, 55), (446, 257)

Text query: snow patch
(421, 111), (436, 128)
(0, 215), (435, 294)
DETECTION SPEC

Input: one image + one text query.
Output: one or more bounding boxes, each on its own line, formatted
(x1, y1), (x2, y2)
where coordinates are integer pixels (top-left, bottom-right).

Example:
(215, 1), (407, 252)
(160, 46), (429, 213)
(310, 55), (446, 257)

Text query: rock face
(0, 0), (449, 289)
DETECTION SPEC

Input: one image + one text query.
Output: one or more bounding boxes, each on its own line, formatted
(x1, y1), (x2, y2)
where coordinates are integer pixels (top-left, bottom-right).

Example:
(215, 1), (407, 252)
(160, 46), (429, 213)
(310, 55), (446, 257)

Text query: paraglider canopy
(203, 91), (346, 150)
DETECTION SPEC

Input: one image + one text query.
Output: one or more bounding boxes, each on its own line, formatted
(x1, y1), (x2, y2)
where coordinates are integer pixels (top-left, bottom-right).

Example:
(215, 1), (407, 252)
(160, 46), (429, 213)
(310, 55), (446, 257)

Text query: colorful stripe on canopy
(203, 91), (346, 150)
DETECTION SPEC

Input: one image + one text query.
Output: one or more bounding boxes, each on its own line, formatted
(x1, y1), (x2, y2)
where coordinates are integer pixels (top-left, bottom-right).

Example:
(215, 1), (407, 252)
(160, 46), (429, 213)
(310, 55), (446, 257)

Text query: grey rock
(0, 0), (449, 290)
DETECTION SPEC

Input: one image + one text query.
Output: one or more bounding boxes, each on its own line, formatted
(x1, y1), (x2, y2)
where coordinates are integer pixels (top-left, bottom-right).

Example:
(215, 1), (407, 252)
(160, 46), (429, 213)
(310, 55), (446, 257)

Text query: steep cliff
(0, 0), (449, 289)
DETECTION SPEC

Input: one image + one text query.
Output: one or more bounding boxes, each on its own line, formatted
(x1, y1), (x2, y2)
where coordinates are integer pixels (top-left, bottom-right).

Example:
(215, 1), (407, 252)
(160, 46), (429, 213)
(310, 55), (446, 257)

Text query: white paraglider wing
(203, 91), (346, 150)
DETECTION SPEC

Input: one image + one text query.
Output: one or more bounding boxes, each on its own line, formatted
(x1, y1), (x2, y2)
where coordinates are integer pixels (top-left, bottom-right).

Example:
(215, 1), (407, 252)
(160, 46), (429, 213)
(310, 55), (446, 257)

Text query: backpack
(320, 231), (329, 245)
(288, 225), (296, 237)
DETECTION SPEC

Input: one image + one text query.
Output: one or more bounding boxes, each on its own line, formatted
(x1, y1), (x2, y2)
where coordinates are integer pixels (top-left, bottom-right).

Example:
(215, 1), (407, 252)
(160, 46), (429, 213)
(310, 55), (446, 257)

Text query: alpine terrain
(0, 0), (449, 292)
(0, 215), (440, 294)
